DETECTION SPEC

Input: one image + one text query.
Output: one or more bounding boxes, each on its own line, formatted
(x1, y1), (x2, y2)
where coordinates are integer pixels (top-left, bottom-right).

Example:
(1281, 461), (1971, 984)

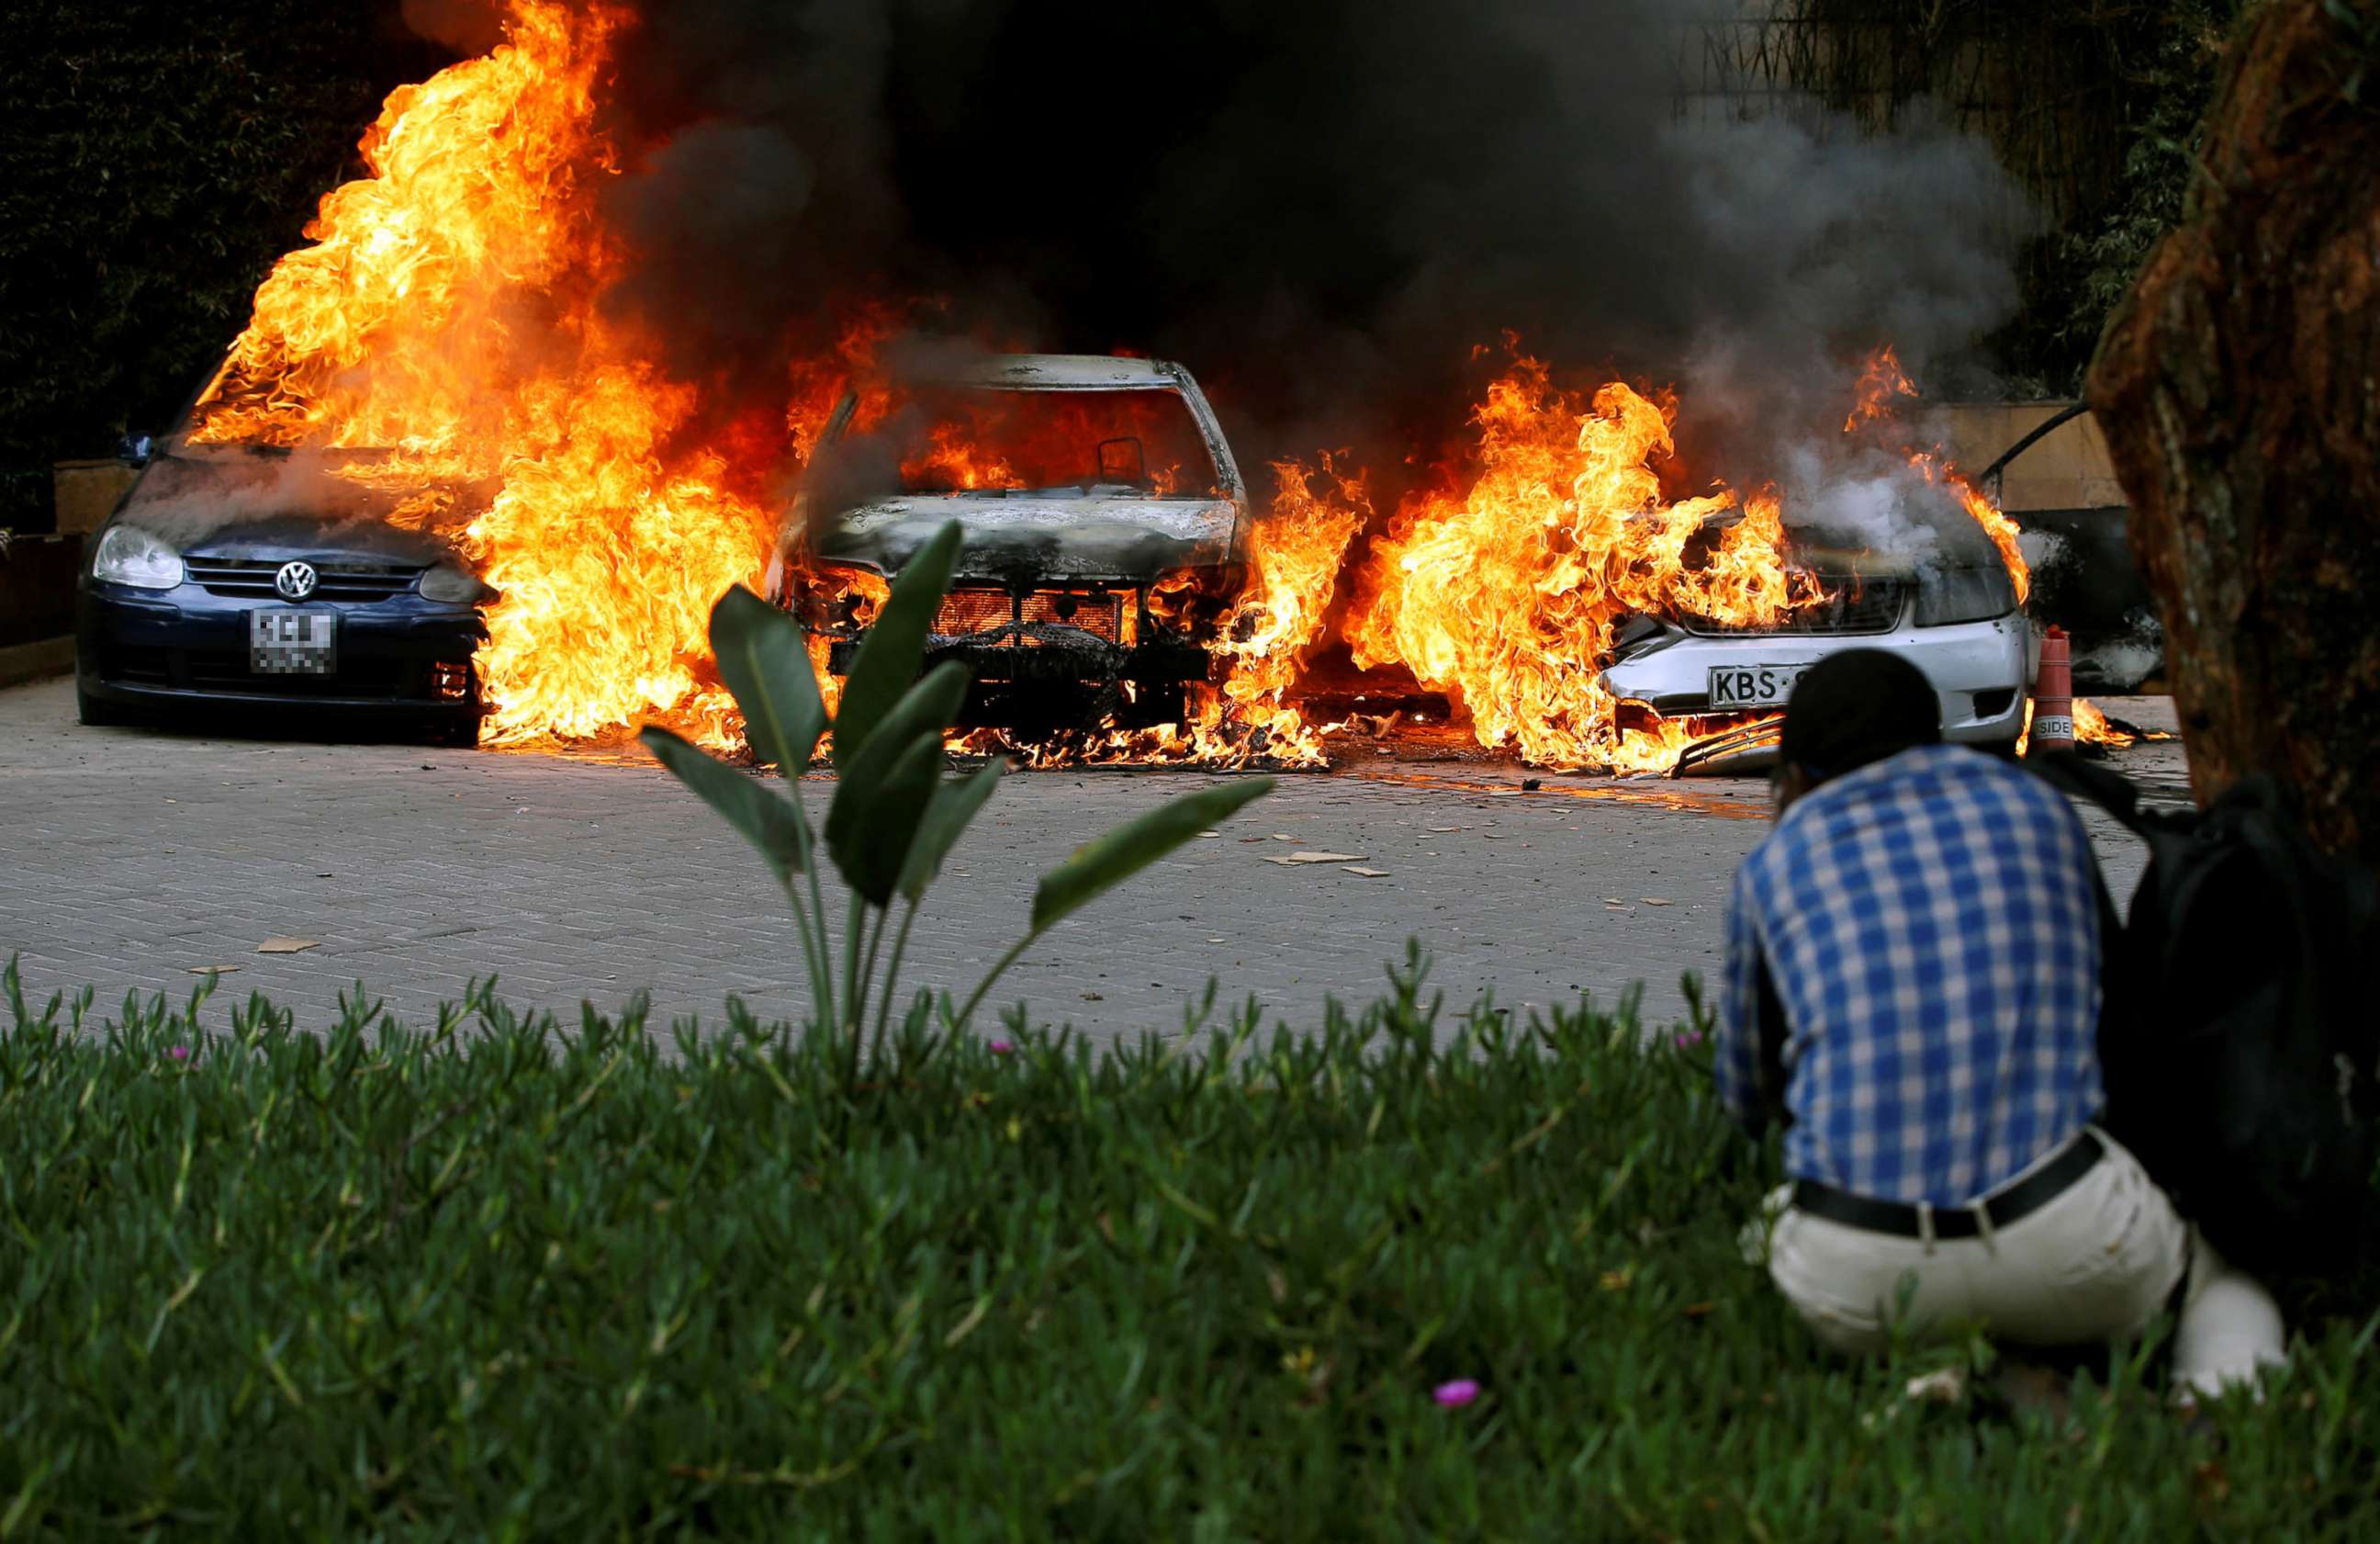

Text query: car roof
(931, 354), (1184, 390)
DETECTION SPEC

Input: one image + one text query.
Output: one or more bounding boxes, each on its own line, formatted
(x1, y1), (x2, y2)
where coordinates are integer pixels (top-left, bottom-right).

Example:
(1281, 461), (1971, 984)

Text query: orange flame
(188, 1), (769, 748)
(1903, 452), (2032, 607)
(1209, 456), (1373, 761)
(786, 304), (906, 468)
(892, 393), (1206, 496)
(2017, 698), (2147, 756)
(188, 4), (2052, 782)
(1344, 353), (1821, 772)
(1838, 346), (2031, 606)
(1844, 344), (1919, 434)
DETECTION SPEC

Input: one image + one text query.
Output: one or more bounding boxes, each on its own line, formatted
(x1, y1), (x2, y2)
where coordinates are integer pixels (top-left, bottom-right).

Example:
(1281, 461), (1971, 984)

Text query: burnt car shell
(783, 355), (1246, 730)
(75, 445), (491, 742)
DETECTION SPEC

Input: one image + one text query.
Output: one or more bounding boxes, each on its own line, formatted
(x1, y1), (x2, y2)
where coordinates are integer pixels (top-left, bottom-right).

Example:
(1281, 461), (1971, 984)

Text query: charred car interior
(769, 355), (1246, 732)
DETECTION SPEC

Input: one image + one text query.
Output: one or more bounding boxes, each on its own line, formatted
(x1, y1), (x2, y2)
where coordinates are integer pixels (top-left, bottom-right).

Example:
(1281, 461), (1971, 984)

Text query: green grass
(1, 952), (2374, 1541)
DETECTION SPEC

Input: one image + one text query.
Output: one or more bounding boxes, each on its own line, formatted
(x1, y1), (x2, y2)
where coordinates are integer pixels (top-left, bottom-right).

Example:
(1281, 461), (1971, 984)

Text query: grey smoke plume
(399, 0), (507, 55)
(119, 445), (478, 556)
(414, 0), (2036, 518)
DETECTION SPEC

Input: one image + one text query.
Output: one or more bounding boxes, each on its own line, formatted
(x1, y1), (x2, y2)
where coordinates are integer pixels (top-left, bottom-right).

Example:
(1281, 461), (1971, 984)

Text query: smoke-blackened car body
(769, 355), (1245, 731)
(75, 441), (494, 746)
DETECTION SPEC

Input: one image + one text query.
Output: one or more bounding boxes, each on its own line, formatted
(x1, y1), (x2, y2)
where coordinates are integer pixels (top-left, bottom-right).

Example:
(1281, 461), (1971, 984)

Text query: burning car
(769, 354), (1244, 731)
(1599, 513), (2029, 771)
(75, 438), (494, 746)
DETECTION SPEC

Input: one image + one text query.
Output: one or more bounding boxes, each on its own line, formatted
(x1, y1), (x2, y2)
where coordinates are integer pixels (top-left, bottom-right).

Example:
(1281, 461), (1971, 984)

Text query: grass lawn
(1, 952), (2374, 1540)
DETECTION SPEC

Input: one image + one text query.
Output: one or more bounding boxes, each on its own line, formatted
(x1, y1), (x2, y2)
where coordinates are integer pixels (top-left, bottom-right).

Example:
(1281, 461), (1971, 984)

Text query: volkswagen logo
(274, 561), (319, 601)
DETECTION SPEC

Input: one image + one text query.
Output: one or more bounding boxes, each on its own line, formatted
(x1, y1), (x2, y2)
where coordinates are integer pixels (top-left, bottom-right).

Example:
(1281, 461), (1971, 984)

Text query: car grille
(936, 591), (1016, 636)
(1679, 578), (1906, 637)
(1020, 591), (1124, 643)
(184, 557), (423, 602)
(184, 649), (410, 698)
(933, 590), (1129, 645)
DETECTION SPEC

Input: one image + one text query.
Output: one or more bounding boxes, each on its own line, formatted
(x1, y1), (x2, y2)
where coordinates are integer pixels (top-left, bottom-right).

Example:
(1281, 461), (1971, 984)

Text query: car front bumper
(1600, 613), (2029, 747)
(820, 633), (1212, 729)
(76, 580), (486, 717)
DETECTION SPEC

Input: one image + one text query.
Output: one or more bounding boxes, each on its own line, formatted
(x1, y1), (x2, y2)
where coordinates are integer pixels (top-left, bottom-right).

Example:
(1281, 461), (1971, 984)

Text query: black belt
(1791, 1131), (2105, 1240)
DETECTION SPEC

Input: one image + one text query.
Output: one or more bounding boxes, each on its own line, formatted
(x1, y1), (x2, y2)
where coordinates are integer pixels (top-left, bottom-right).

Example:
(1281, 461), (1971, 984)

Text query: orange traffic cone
(2032, 626), (2075, 755)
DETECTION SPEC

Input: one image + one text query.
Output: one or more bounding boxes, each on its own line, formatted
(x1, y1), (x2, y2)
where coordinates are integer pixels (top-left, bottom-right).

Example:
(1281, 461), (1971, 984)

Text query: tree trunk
(2086, 0), (2380, 865)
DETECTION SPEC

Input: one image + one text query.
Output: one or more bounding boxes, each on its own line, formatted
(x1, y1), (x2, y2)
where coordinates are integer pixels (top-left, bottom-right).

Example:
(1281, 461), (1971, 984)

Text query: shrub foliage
(3, 957), (2376, 1538)
(0, 3), (439, 529)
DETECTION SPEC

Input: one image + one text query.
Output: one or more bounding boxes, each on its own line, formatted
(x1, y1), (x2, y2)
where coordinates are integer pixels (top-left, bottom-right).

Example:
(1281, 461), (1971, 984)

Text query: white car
(1600, 535), (2029, 772)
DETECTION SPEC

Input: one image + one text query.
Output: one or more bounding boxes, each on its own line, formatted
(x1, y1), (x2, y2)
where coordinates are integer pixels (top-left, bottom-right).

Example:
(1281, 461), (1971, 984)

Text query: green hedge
(0, 4), (437, 531)
(2, 952), (2374, 1539)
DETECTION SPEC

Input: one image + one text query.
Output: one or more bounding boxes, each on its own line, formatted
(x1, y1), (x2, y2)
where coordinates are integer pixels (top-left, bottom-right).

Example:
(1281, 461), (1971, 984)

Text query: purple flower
(166, 1045), (191, 1063)
(989, 1040), (1015, 1054)
(1432, 1379), (1480, 1407)
(1674, 1031), (1706, 1048)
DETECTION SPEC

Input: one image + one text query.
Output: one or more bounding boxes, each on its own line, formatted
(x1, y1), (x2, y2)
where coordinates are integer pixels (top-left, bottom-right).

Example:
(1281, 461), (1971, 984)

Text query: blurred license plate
(250, 611), (337, 675)
(1708, 663), (1807, 709)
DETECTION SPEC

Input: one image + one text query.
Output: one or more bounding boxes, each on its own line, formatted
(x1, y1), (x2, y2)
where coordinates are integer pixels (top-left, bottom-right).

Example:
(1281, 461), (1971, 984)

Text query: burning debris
(166, 0), (2138, 776)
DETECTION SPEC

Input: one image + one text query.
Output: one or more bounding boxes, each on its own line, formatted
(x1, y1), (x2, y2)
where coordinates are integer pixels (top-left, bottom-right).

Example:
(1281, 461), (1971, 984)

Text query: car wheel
(76, 684), (126, 727)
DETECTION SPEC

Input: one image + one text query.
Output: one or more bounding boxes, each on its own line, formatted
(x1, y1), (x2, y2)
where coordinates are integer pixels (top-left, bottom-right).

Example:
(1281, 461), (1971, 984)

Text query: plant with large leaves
(641, 521), (1273, 1075)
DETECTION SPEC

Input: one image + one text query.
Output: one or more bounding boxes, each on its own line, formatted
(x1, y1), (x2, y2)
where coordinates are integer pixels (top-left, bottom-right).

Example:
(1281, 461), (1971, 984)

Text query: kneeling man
(1717, 650), (2281, 1399)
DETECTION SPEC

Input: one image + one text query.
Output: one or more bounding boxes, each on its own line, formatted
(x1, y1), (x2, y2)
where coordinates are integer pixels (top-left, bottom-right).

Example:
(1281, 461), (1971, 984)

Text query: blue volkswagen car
(75, 442), (493, 746)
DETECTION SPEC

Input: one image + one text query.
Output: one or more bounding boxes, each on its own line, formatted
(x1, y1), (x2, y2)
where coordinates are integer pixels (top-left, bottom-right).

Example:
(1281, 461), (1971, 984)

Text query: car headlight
(418, 564), (489, 604)
(90, 525), (184, 590)
(1914, 563), (2017, 626)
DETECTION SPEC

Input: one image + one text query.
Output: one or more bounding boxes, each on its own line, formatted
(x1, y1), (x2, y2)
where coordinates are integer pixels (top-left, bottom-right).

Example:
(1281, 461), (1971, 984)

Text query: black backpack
(2030, 753), (2380, 1285)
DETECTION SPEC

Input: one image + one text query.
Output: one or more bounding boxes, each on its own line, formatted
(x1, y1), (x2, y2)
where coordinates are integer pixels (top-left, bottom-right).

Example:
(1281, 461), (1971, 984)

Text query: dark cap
(1779, 649), (1942, 781)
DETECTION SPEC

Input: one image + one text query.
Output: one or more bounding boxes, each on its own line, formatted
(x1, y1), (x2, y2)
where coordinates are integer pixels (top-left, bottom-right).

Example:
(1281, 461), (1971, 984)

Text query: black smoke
(422, 0), (2032, 497)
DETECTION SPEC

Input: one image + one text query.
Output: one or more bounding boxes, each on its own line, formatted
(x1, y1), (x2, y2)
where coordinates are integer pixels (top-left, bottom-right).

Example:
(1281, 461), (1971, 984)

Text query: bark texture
(2087, 0), (2380, 864)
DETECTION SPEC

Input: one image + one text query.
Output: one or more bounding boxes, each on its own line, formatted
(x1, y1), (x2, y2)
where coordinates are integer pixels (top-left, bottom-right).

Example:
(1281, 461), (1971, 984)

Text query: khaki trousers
(1755, 1129), (2285, 1400)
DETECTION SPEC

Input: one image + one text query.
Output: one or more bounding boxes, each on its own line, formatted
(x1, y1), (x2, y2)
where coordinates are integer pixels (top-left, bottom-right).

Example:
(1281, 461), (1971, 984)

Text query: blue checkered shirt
(1717, 744), (2105, 1205)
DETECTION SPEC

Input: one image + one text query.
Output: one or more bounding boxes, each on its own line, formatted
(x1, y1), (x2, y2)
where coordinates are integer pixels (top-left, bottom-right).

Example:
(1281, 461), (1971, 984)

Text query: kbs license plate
(1707, 663), (1809, 709)
(250, 611), (337, 675)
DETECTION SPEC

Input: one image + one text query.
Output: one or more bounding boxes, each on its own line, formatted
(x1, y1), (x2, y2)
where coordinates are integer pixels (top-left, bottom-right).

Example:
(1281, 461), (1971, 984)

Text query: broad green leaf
(827, 730), (944, 905)
(639, 727), (808, 883)
(824, 660), (972, 851)
(897, 760), (1005, 904)
(708, 585), (825, 779)
(834, 521), (964, 771)
(1030, 778), (1274, 932)
(823, 662), (971, 903)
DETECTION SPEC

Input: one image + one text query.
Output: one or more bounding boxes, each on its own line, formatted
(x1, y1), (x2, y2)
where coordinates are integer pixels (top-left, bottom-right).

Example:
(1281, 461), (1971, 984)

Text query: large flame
(189, 1), (769, 747)
(1209, 456), (1374, 760)
(1343, 354), (1821, 772)
(188, 7), (2069, 779)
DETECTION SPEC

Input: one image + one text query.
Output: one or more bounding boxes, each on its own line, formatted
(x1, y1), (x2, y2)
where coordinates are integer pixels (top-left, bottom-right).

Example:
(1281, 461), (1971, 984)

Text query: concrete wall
(1932, 402), (2127, 513)
(53, 459), (140, 536)
(1, 534), (83, 647)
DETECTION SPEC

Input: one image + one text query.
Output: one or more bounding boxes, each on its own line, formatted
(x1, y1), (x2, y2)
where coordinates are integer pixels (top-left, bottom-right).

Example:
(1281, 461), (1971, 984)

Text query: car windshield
(890, 388), (1219, 498)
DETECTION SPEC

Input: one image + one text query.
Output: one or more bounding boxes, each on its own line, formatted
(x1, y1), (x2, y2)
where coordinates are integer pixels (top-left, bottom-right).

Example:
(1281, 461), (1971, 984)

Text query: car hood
(113, 445), (484, 566)
(819, 493), (1238, 583)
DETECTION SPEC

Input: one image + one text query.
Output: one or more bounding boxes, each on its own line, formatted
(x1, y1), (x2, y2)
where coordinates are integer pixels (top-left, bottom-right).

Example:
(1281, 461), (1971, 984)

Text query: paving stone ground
(0, 675), (2177, 1045)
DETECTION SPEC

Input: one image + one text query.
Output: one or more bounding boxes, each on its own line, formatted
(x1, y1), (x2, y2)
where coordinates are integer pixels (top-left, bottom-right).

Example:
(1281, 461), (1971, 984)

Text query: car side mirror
(1096, 435), (1145, 486)
(117, 433), (154, 468)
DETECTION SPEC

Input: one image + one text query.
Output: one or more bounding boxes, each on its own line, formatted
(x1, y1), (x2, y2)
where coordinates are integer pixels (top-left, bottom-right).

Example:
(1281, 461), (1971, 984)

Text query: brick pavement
(0, 676), (2166, 1044)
